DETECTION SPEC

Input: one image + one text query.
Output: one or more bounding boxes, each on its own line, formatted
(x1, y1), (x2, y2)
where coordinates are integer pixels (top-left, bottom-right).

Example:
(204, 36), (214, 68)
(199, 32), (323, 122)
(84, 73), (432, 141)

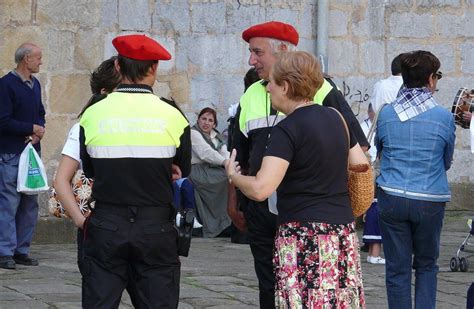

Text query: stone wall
(0, 0), (472, 215)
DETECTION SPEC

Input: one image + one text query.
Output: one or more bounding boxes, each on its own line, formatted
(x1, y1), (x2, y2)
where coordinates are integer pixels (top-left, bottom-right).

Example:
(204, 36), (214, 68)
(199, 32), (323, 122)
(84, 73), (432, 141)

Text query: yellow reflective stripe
(313, 79), (333, 105)
(239, 81), (268, 134)
(87, 145), (176, 159)
(243, 115), (285, 137)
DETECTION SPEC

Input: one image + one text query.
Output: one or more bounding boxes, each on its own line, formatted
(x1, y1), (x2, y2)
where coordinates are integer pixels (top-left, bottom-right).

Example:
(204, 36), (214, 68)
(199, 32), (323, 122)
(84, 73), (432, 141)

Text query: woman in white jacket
(189, 107), (231, 237)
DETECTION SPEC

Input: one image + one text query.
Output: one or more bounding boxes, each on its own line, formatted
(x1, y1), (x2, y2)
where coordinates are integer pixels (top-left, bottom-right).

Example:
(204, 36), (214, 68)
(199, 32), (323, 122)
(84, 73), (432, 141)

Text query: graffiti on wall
(341, 81), (371, 117)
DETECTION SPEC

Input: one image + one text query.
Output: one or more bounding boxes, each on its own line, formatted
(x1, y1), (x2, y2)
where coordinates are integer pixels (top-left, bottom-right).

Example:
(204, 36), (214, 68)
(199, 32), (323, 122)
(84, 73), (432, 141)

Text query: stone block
(389, 12), (434, 38)
(190, 74), (221, 113)
(437, 12), (474, 38)
(32, 217), (76, 244)
(74, 28), (105, 70)
(417, 0), (461, 7)
(153, 35), (176, 73)
(353, 1), (385, 38)
(100, 0), (118, 29)
(0, 0), (32, 25)
(0, 26), (45, 70)
(449, 150), (474, 186)
(461, 42), (474, 74)
(329, 10), (349, 37)
(333, 76), (379, 120)
(219, 73), (246, 117)
(386, 40), (456, 73)
(361, 41), (385, 74)
(161, 72), (191, 107)
(299, 3), (316, 38)
(225, 2), (266, 35)
(103, 32), (118, 59)
(434, 77), (471, 110)
(153, 81), (171, 100)
(45, 30), (75, 72)
(384, 0), (414, 6)
(48, 74), (91, 115)
(152, 1), (191, 34)
(191, 1), (227, 34)
(426, 43), (456, 74)
(328, 39), (357, 75)
(265, 9), (299, 30)
(257, 0), (305, 9)
(118, 0), (150, 31)
(185, 34), (245, 72)
(330, 0), (362, 5)
(40, 116), (74, 168)
(297, 38), (316, 56)
(37, 0), (101, 30)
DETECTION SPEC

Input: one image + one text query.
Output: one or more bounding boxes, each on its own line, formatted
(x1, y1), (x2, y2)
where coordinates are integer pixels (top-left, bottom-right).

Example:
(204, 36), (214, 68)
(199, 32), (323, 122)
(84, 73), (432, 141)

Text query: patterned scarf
(392, 87), (437, 122)
(192, 124), (226, 151)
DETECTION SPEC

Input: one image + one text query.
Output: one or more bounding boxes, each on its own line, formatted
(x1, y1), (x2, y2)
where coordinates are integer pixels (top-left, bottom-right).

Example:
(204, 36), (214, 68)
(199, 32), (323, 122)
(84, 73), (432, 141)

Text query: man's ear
(278, 43), (288, 52)
(149, 62), (158, 75)
(114, 58), (120, 72)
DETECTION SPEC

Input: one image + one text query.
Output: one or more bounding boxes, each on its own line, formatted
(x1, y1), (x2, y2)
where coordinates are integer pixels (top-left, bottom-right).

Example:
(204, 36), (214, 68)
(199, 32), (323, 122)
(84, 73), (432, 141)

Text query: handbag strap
(328, 107), (350, 168)
(366, 103), (388, 144)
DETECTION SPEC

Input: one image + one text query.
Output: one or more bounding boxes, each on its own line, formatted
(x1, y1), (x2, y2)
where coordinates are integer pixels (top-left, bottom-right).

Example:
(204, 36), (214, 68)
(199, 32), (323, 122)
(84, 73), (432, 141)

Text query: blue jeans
(377, 188), (445, 309)
(173, 178), (196, 211)
(0, 153), (39, 257)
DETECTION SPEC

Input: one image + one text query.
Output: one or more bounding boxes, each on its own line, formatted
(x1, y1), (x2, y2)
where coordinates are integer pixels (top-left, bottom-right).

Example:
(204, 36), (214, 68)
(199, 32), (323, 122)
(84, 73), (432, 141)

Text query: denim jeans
(0, 153), (39, 257)
(377, 187), (445, 309)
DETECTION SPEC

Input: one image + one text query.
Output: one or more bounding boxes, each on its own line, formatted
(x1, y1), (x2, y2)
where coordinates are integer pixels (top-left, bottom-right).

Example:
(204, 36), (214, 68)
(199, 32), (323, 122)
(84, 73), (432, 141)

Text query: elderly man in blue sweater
(0, 43), (45, 270)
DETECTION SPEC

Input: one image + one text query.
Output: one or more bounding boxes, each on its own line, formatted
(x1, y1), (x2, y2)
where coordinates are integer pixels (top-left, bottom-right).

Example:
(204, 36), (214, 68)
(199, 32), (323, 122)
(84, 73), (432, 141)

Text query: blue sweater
(0, 72), (45, 154)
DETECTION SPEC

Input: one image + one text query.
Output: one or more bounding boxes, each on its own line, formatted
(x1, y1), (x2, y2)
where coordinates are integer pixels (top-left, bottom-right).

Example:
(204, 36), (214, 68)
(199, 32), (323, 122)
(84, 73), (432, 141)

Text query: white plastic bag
(17, 143), (49, 195)
(268, 191), (278, 215)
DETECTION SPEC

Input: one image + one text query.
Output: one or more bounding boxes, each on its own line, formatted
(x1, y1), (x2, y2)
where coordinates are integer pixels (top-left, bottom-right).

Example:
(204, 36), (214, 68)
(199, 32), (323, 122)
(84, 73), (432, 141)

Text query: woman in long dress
(189, 107), (231, 237)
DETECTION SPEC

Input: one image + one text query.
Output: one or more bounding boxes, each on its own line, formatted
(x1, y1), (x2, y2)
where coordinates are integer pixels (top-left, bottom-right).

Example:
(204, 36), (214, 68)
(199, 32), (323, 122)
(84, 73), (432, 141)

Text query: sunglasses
(435, 71), (443, 80)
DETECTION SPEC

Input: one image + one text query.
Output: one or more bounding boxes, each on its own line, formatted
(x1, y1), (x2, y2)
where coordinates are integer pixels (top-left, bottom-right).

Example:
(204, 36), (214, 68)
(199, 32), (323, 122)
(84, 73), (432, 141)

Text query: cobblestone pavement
(0, 210), (472, 308)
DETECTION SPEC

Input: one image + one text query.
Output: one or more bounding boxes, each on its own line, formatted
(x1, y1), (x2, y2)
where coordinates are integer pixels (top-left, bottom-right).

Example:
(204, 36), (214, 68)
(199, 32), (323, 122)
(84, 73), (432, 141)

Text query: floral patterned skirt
(274, 221), (365, 309)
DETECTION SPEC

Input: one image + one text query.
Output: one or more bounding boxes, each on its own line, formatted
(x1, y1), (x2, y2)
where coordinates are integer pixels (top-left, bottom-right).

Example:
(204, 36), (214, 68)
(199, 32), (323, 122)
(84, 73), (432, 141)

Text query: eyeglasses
(435, 71), (443, 80)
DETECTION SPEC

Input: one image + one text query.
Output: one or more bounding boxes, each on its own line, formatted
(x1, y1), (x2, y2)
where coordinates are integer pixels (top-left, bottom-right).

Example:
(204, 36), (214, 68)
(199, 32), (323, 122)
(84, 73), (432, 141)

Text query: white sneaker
(367, 256), (385, 264)
(193, 220), (203, 229)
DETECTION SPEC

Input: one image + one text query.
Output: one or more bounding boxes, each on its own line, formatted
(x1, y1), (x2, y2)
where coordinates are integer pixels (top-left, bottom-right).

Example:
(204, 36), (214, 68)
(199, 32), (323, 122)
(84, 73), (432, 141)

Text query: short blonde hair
(271, 51), (324, 101)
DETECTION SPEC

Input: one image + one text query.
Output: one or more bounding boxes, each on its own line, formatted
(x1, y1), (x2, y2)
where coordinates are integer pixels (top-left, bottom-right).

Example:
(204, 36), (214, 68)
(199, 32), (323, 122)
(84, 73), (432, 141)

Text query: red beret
(242, 21), (299, 46)
(112, 34), (171, 61)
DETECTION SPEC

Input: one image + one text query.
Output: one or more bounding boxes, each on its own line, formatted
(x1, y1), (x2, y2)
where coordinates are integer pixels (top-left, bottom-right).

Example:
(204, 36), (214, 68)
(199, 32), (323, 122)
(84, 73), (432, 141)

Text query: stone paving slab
(0, 210), (473, 308)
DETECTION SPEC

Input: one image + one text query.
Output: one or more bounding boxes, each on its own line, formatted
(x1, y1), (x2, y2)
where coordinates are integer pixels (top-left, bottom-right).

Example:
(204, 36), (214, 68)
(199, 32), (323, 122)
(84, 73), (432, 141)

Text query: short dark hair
(391, 53), (405, 76)
(244, 68), (260, 92)
(117, 55), (157, 83)
(78, 57), (121, 118)
(90, 56), (121, 95)
(400, 50), (440, 88)
(198, 107), (218, 127)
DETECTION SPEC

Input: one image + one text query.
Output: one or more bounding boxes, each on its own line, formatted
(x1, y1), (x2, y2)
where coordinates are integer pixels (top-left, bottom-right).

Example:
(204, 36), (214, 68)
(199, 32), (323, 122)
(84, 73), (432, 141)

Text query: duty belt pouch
(176, 208), (195, 257)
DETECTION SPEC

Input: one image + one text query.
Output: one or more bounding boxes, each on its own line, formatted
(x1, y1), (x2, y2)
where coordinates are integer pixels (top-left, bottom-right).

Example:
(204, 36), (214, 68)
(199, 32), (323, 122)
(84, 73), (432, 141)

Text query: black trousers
(243, 201), (278, 309)
(77, 229), (140, 307)
(81, 204), (180, 309)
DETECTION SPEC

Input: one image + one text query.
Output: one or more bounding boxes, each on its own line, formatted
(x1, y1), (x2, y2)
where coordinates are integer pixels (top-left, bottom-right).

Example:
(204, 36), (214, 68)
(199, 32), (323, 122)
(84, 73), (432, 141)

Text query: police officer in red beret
(229, 21), (369, 308)
(79, 34), (191, 308)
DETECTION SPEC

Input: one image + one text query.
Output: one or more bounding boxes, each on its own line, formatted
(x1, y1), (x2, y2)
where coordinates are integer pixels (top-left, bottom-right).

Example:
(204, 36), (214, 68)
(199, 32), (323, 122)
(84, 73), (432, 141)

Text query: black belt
(93, 202), (173, 220)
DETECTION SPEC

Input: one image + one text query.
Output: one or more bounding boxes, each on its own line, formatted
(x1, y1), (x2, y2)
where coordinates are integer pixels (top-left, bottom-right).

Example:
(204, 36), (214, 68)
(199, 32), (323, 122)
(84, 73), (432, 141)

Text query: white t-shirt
(371, 75), (403, 112)
(190, 129), (229, 166)
(62, 123), (81, 163)
(360, 118), (376, 163)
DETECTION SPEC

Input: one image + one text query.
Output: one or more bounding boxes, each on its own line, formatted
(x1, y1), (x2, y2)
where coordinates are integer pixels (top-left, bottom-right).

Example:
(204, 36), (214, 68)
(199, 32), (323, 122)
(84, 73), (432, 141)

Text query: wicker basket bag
(329, 107), (374, 217)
